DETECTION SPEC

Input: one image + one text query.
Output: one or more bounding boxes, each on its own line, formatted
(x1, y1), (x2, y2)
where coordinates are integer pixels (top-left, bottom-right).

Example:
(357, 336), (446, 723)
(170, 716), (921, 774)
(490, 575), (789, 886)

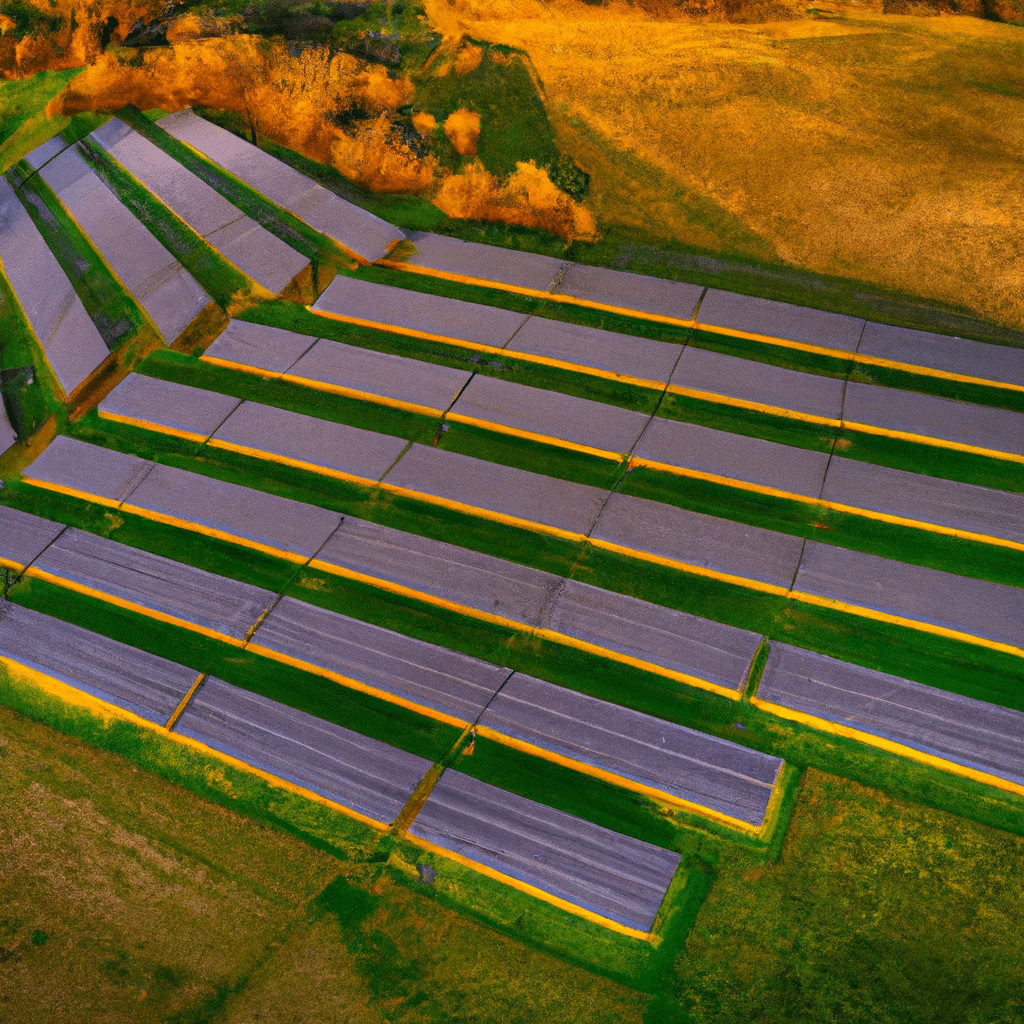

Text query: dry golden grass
(0, 705), (353, 1023)
(423, 0), (1024, 328)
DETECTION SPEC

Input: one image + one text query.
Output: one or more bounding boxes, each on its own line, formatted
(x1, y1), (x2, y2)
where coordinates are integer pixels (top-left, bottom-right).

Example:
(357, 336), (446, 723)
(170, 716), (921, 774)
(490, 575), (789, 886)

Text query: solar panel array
(2, 107), (1023, 937)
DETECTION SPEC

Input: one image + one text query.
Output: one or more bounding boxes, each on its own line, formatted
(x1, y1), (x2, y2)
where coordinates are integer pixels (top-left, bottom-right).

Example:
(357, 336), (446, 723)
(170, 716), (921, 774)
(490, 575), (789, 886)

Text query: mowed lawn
(424, 0), (1024, 331)
(3, 699), (1024, 1021)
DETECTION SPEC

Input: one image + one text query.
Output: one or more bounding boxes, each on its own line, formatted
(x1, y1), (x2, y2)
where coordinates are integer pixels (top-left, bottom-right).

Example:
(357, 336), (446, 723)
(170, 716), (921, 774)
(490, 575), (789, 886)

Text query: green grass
(449, 733), (783, 856)
(661, 768), (1024, 1024)
(769, 600), (1024, 712)
(0, 265), (62, 444)
(357, 260), (544, 317)
(851, 361), (1024, 415)
(437, 418), (627, 489)
(325, 838), (676, 992)
(74, 137), (262, 312)
(2, 480), (303, 596)
(413, 40), (560, 179)
(685, 327), (854, 381)
(8, 162), (156, 354)
(621, 465), (818, 539)
(657, 390), (839, 453)
(834, 427), (1024, 495)
(0, 69), (91, 172)
(621, 466), (1024, 588)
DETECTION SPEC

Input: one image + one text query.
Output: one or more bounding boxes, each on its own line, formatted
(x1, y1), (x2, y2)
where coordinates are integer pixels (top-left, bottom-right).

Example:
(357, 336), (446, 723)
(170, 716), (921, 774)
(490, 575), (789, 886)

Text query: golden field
(422, 0), (1024, 329)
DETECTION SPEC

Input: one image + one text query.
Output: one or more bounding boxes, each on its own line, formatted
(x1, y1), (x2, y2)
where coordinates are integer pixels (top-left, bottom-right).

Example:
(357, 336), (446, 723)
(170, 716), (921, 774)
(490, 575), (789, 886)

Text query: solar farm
(2, 105), (1023, 972)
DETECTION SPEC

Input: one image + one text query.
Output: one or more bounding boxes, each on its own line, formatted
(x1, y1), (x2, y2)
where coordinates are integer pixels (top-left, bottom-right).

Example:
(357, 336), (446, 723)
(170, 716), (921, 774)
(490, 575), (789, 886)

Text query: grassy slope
(0, 68), (84, 172)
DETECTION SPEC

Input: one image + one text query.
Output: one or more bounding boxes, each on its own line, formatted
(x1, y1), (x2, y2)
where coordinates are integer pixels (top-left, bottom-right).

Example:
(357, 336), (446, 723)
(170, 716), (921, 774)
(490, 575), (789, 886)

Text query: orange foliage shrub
(443, 108), (481, 155)
(40, 28), (597, 241)
(332, 112), (435, 192)
(434, 159), (597, 241)
(454, 42), (483, 73)
(412, 111), (438, 135)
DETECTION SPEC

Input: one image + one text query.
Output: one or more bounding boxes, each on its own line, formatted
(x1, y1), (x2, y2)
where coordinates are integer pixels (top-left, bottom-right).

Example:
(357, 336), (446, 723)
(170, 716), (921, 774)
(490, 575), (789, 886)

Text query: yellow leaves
(443, 107), (481, 155)
(455, 42), (483, 74)
(37, 28), (600, 246)
(0, 13), (16, 35)
(164, 15), (203, 43)
(353, 64), (414, 113)
(412, 111), (437, 135)
(331, 111), (435, 193)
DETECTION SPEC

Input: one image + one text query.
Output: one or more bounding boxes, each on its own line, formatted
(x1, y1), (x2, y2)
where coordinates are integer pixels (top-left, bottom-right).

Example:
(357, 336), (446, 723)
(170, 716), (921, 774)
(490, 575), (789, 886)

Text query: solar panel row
(0, 176), (109, 396)
(34, 143), (211, 343)
(23, 433), (1024, 661)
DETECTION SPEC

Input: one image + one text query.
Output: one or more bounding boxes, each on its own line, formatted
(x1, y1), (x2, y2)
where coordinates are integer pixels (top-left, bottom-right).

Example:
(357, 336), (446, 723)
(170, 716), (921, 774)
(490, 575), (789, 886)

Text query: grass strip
(851, 362), (1024, 414)
(685, 327), (853, 380)
(621, 465), (817, 539)
(9, 159), (155, 353)
(447, 734), (768, 854)
(660, 390), (1024, 491)
(73, 137), (268, 314)
(437, 418), (626, 489)
(621, 466), (1024, 588)
(0, 71), (97, 173)
(2, 479), (301, 596)
(0, 264), (63, 440)
(116, 105), (356, 273)
(357, 262), (543, 318)
(657, 390), (838, 453)
(834, 427), (1024, 495)
(577, 542), (1023, 705)
(769, 600), (1024, 712)
(729, 697), (1024, 839)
